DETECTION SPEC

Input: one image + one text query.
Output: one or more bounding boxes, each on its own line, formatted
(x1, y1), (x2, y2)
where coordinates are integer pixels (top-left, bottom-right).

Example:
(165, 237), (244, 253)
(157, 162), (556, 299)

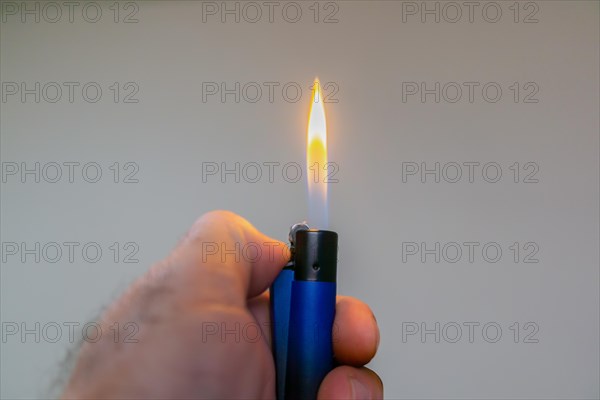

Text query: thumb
(163, 210), (290, 307)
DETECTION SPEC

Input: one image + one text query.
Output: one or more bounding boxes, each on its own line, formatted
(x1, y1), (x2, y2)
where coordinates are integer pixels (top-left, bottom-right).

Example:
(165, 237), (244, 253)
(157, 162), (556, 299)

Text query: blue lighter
(270, 223), (338, 400)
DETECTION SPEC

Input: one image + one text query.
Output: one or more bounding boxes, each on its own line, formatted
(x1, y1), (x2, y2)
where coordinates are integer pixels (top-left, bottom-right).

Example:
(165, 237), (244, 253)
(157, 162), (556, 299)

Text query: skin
(63, 210), (382, 399)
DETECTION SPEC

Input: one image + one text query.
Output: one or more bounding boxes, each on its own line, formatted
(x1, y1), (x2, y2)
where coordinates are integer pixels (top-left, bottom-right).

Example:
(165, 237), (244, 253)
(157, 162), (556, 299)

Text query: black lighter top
(294, 229), (338, 282)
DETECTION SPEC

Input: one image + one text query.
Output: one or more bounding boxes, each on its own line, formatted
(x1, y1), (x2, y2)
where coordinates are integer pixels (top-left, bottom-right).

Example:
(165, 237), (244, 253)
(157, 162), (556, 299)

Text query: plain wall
(1, 1), (599, 398)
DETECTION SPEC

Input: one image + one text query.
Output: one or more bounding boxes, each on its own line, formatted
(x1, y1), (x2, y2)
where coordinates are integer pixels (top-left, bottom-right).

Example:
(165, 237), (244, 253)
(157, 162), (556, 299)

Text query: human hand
(63, 210), (382, 399)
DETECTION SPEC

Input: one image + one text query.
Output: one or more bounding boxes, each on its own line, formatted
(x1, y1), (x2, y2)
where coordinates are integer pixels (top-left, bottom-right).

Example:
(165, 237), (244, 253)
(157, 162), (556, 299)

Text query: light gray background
(1, 1), (599, 399)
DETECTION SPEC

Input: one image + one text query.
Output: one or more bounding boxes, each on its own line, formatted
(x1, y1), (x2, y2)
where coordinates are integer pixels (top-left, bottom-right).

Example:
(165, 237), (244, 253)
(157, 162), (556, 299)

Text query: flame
(307, 78), (328, 228)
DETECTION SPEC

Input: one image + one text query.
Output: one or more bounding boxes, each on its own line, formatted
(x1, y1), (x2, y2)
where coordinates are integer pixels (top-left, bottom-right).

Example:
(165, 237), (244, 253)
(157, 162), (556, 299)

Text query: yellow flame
(307, 78), (328, 227)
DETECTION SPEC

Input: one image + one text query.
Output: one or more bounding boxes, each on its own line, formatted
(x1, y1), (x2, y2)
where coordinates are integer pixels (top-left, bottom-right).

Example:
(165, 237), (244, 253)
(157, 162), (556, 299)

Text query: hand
(63, 210), (382, 399)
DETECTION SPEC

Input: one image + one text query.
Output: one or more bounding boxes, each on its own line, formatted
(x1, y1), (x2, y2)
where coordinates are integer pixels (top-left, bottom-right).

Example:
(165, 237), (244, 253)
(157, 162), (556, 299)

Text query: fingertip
(318, 366), (383, 400)
(245, 234), (290, 297)
(334, 297), (380, 366)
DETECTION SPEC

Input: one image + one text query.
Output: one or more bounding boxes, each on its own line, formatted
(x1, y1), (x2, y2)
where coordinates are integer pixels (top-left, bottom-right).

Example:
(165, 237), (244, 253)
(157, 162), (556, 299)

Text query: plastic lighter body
(270, 228), (338, 400)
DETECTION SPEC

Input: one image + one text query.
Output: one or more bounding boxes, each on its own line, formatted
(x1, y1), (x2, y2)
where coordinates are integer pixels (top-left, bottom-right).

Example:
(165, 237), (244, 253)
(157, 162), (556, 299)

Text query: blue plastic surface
(285, 280), (336, 400)
(270, 268), (294, 400)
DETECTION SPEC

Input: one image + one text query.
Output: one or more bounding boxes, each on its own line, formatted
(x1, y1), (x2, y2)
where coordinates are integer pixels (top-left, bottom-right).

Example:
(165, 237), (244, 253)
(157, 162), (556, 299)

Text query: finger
(333, 296), (379, 366)
(157, 210), (290, 308)
(318, 366), (383, 400)
(247, 291), (272, 344)
(248, 293), (379, 366)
